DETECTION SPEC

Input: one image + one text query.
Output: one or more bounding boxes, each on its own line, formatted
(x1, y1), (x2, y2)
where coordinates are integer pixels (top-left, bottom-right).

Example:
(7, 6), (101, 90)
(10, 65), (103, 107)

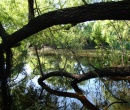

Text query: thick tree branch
(38, 66), (130, 83)
(72, 66), (130, 84)
(38, 77), (99, 110)
(3, 1), (130, 48)
(0, 23), (9, 41)
(38, 77), (80, 98)
(71, 82), (99, 110)
(38, 66), (130, 110)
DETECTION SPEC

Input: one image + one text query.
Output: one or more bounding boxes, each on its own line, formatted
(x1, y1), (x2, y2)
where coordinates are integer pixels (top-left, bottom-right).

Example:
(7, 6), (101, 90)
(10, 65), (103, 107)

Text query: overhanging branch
(37, 66), (130, 109)
(38, 76), (99, 110)
(3, 1), (130, 48)
(72, 66), (130, 84)
(38, 66), (130, 84)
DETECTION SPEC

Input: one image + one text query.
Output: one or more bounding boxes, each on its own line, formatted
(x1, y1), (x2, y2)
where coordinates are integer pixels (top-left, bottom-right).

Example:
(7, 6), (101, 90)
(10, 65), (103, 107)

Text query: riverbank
(29, 48), (100, 57)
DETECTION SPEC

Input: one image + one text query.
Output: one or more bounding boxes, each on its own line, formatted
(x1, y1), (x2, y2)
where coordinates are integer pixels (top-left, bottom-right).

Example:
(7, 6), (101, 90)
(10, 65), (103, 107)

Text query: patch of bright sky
(24, 64), (41, 87)
(24, 64), (32, 75)
(12, 64), (40, 88)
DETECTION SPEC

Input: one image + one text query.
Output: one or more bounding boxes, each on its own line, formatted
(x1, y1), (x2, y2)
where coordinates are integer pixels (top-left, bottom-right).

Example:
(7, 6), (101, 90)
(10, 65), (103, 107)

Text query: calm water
(18, 54), (130, 110)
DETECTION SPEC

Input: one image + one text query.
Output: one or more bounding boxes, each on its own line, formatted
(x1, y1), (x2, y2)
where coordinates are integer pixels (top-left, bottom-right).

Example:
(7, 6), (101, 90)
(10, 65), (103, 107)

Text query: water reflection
(24, 54), (130, 109)
(74, 63), (89, 74)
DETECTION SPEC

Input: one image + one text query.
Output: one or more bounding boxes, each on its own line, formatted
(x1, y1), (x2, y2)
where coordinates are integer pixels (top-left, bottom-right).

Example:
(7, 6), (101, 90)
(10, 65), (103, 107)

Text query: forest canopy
(0, 0), (130, 110)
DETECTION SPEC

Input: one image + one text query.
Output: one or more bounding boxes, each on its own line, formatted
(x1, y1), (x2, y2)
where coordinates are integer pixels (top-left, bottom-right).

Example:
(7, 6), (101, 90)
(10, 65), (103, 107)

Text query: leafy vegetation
(0, 0), (130, 110)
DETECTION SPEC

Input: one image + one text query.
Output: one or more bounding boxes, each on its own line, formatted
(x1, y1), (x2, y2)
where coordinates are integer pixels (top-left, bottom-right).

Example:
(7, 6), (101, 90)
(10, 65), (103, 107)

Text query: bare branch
(37, 66), (130, 110)
(34, 45), (44, 77)
(105, 101), (127, 110)
(38, 77), (99, 110)
(38, 77), (80, 98)
(72, 66), (130, 84)
(38, 66), (130, 84)
(71, 82), (99, 110)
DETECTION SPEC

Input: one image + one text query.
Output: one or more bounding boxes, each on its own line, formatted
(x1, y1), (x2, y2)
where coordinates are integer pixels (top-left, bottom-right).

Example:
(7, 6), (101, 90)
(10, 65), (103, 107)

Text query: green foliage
(0, 0), (28, 33)
(91, 20), (130, 49)
(0, 0), (130, 110)
(11, 83), (60, 110)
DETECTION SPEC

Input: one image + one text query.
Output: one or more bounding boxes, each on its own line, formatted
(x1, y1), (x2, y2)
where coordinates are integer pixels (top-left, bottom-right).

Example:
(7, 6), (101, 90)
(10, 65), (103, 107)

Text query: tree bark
(2, 1), (130, 48)
(0, 46), (9, 110)
(28, 0), (34, 21)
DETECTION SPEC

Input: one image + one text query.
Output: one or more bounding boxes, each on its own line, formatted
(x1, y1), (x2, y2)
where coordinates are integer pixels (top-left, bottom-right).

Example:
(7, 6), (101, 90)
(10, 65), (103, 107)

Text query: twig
(105, 101), (127, 110)
(34, 45), (44, 77)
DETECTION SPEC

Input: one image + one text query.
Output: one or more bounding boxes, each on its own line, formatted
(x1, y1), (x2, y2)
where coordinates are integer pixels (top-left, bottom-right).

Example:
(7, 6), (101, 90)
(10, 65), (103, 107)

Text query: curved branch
(37, 71), (99, 109)
(71, 82), (99, 110)
(38, 77), (99, 110)
(38, 77), (79, 98)
(37, 65), (130, 110)
(72, 66), (130, 84)
(105, 101), (127, 110)
(38, 66), (130, 84)
(3, 1), (130, 48)
(39, 71), (78, 80)
(38, 66), (130, 85)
